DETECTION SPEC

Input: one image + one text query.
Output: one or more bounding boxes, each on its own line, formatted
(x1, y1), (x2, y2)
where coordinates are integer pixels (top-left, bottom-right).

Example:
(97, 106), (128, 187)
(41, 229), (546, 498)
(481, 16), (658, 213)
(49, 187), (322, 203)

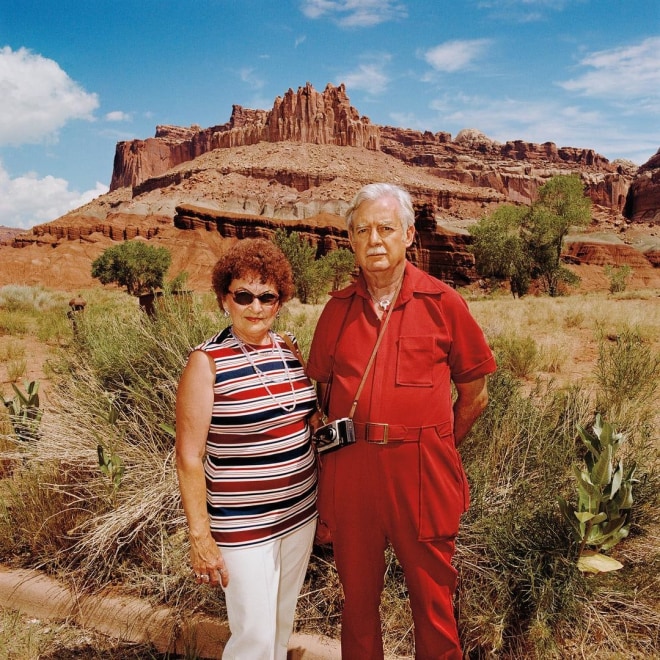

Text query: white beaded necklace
(231, 329), (297, 412)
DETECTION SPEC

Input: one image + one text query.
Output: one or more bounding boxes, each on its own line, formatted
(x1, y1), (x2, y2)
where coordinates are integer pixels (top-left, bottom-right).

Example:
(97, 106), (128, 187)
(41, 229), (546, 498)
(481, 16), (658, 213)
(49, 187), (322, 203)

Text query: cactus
(2, 380), (43, 442)
(96, 400), (125, 494)
(558, 414), (635, 572)
(97, 443), (125, 491)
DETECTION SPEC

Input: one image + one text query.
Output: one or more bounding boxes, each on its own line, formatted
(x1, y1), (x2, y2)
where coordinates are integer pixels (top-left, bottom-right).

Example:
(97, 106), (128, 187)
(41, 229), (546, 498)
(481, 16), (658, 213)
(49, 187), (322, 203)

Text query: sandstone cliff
(626, 148), (660, 224)
(2, 82), (658, 294)
(110, 83), (380, 190)
(109, 83), (645, 225)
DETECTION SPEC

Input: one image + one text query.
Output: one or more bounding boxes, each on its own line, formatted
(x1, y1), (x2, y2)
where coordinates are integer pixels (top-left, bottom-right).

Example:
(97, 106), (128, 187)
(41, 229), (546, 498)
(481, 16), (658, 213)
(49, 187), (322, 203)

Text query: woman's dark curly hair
(211, 238), (295, 303)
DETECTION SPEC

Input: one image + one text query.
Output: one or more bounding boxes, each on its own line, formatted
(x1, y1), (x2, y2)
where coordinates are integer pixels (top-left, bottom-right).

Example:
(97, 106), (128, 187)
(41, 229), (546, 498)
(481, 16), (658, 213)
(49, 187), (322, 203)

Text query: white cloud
(0, 161), (108, 229)
(300, 0), (407, 27)
(0, 46), (98, 146)
(423, 39), (492, 73)
(239, 67), (265, 90)
(338, 58), (391, 94)
(559, 36), (660, 107)
(105, 110), (132, 122)
(476, 0), (571, 22)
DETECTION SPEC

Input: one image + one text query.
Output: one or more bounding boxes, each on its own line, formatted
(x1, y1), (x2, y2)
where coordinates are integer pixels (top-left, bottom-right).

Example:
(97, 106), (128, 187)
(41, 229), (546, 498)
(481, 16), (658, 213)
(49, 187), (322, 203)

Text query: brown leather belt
(353, 422), (423, 444)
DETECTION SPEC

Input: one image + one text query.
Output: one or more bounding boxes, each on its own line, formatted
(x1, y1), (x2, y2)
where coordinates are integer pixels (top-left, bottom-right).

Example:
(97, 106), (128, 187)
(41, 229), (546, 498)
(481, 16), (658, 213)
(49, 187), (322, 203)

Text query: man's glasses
(229, 289), (280, 306)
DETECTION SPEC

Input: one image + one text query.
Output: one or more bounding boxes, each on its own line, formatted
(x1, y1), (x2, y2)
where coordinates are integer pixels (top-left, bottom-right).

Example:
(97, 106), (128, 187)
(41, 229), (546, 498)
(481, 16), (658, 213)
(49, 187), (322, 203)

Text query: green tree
(526, 174), (591, 295)
(91, 240), (172, 296)
(604, 264), (633, 294)
(470, 174), (591, 297)
(273, 229), (326, 303)
(322, 248), (355, 291)
(469, 205), (531, 297)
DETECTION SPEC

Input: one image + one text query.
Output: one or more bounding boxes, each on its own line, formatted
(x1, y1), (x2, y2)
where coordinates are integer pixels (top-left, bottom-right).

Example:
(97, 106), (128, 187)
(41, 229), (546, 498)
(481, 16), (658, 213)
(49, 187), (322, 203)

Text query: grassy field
(0, 283), (658, 658)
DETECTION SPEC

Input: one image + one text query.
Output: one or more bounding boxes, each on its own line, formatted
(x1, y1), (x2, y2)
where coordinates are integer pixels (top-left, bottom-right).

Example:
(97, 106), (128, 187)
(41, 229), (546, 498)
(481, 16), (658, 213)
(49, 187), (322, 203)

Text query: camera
(313, 417), (356, 454)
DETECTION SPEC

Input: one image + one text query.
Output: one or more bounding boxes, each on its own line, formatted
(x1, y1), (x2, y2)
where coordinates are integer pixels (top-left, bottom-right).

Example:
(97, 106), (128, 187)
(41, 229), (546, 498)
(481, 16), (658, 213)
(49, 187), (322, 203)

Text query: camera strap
(347, 273), (403, 419)
(280, 332), (305, 368)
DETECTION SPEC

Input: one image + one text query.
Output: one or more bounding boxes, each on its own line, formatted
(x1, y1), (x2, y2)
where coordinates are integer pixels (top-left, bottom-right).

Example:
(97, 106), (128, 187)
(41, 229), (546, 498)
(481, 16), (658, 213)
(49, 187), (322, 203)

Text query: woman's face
(222, 275), (281, 345)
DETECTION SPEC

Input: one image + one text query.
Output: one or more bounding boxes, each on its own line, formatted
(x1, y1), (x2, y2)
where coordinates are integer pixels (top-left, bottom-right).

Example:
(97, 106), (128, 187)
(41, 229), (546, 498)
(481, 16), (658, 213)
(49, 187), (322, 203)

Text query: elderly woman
(175, 238), (318, 659)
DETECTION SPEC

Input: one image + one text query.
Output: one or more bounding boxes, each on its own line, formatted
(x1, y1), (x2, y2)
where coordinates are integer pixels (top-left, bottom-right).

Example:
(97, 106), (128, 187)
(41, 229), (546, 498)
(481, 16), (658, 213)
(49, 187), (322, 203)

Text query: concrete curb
(0, 567), (341, 659)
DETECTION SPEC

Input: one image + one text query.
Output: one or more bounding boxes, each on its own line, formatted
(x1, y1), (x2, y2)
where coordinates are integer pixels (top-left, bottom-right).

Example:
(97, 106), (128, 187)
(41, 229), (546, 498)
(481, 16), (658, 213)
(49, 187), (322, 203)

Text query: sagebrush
(0, 288), (658, 658)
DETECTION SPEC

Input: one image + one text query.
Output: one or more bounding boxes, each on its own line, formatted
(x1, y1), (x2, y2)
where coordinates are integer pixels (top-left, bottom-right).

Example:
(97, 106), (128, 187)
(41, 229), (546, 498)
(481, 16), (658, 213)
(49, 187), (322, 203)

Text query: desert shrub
(490, 333), (539, 378)
(563, 309), (585, 329)
(6, 359), (27, 382)
(36, 307), (72, 344)
(0, 340), (26, 363)
(0, 311), (28, 336)
(73, 291), (223, 400)
(0, 608), (46, 658)
(0, 285), (58, 313)
(0, 286), (71, 344)
(297, 548), (343, 638)
(0, 294), (224, 601)
(275, 303), (324, 360)
(595, 327), (660, 413)
(442, 373), (587, 656)
(604, 264), (633, 294)
(0, 607), (164, 659)
(457, 366), (659, 657)
(0, 289), (658, 659)
(537, 341), (565, 373)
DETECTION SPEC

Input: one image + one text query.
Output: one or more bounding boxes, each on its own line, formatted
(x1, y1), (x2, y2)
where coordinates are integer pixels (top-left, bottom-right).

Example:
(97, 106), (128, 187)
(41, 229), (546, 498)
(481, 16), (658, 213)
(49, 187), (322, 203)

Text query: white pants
(220, 519), (316, 660)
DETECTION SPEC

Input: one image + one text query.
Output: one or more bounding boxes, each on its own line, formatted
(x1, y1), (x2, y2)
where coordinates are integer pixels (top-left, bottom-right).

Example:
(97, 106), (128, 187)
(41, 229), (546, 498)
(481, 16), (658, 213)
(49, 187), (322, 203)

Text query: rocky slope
(1, 82), (658, 293)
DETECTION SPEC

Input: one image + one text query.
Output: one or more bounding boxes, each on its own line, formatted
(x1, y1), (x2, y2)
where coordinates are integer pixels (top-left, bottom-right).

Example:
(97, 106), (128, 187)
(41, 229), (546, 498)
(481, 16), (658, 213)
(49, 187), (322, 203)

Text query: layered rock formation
(3, 82), (658, 293)
(173, 202), (479, 286)
(626, 148), (660, 224)
(110, 83), (380, 190)
(109, 83), (650, 225)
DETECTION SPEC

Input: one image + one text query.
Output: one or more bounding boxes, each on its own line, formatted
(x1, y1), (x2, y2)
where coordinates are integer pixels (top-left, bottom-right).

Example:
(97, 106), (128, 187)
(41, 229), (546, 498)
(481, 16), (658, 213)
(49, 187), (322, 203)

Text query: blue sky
(1, 0), (658, 229)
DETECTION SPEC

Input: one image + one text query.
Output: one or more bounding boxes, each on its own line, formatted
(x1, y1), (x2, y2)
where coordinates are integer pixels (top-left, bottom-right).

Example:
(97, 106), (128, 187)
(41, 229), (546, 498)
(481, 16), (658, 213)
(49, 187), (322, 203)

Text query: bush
(491, 333), (539, 378)
(596, 327), (660, 412)
(1, 290), (658, 658)
(604, 265), (633, 294)
(0, 285), (57, 313)
(91, 240), (172, 296)
(0, 311), (28, 336)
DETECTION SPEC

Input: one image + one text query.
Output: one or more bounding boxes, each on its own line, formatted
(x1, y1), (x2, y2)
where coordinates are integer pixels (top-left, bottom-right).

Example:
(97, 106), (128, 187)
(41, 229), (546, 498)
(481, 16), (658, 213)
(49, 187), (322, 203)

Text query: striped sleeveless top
(196, 326), (318, 547)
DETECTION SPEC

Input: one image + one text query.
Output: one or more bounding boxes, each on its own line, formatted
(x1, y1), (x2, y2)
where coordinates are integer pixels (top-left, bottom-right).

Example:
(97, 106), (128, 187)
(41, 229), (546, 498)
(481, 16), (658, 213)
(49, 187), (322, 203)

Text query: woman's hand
(190, 532), (229, 588)
(309, 408), (327, 433)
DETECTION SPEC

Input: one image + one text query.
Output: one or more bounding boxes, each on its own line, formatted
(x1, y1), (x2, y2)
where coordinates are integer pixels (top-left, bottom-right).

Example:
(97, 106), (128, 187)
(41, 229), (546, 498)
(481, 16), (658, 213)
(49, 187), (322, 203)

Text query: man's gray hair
(346, 183), (415, 233)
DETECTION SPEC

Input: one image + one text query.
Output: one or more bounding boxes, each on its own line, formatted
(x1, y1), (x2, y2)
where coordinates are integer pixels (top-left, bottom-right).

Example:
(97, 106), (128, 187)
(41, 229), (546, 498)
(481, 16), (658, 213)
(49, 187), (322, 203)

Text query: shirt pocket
(396, 335), (436, 386)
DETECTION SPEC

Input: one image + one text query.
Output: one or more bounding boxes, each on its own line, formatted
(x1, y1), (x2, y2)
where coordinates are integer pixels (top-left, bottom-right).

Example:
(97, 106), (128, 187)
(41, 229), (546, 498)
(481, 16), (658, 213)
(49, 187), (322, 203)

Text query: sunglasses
(228, 289), (280, 306)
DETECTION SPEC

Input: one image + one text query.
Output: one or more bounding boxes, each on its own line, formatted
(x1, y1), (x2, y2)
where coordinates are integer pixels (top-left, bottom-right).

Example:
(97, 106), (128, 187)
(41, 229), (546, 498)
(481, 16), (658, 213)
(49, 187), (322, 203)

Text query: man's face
(349, 195), (415, 275)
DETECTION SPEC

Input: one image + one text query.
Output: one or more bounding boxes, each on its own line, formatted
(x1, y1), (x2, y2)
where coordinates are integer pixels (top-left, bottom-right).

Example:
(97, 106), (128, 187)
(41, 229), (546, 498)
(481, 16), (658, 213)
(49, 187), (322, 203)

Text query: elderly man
(307, 183), (496, 659)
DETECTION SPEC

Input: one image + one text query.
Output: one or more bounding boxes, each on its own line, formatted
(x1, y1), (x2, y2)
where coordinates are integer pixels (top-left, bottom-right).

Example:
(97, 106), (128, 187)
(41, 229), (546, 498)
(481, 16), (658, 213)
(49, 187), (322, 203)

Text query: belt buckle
(365, 423), (389, 444)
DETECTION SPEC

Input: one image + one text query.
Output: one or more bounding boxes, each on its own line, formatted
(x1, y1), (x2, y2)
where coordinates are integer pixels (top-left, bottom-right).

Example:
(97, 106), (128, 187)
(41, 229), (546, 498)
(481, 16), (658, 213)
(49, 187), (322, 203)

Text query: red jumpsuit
(307, 262), (496, 659)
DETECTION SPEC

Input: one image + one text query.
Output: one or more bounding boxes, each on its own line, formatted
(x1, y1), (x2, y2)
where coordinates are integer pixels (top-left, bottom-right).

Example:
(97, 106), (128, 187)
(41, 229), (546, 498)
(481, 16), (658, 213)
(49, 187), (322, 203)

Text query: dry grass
(0, 607), (166, 659)
(0, 286), (658, 659)
(468, 289), (659, 388)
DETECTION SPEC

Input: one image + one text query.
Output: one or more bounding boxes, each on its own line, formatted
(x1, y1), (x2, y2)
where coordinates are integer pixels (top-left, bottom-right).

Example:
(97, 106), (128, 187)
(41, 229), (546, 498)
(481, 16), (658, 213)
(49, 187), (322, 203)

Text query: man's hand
(453, 376), (489, 445)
